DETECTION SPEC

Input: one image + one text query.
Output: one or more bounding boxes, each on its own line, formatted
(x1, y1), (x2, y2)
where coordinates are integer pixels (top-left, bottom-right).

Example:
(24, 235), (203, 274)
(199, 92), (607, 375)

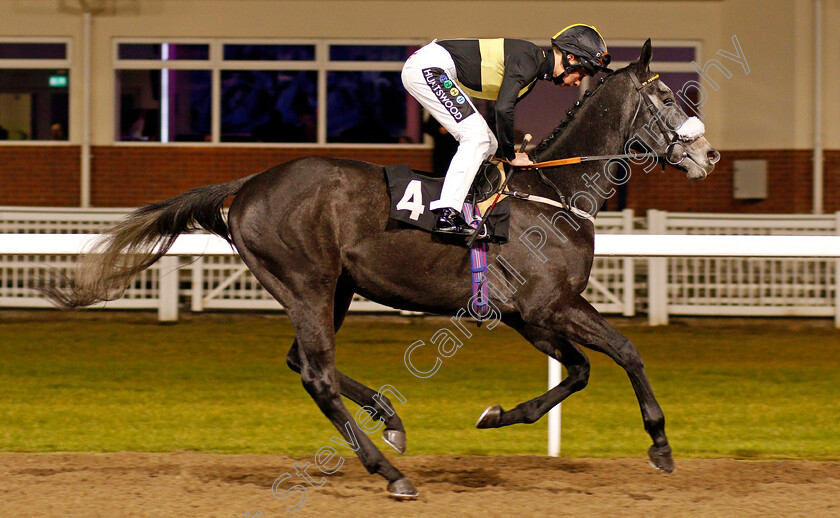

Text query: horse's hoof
(648, 444), (675, 473)
(476, 405), (503, 429)
(387, 477), (418, 500)
(383, 429), (406, 454)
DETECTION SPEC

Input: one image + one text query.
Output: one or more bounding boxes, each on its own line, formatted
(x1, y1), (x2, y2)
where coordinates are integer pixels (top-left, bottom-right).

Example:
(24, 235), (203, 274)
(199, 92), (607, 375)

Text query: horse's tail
(42, 173), (259, 309)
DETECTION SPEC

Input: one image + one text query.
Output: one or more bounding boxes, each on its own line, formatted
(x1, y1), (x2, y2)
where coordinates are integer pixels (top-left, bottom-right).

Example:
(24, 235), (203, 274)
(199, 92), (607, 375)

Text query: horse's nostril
(707, 149), (721, 164)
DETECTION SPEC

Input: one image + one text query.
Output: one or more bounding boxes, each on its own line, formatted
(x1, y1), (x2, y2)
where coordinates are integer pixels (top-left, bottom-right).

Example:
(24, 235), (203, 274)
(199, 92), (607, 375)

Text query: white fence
(188, 210), (635, 316)
(0, 207), (636, 319)
(646, 209), (840, 325)
(0, 208), (164, 312)
(1, 206), (839, 326)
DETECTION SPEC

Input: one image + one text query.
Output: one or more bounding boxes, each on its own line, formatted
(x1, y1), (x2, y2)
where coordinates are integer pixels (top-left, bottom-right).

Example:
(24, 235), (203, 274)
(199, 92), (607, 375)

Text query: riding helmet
(551, 24), (612, 76)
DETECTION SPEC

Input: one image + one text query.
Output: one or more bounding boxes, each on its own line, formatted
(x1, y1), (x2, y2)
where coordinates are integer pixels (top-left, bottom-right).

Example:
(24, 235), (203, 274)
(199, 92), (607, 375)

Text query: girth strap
(504, 190), (594, 221)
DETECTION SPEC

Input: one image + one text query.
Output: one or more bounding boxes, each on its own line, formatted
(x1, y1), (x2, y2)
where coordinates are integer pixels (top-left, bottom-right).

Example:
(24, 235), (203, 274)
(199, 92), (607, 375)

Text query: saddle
(470, 160), (508, 205)
(384, 160), (511, 243)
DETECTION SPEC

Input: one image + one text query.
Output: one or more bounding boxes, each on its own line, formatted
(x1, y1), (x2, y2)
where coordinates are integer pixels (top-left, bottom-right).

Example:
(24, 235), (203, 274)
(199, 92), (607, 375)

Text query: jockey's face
(552, 51), (587, 87)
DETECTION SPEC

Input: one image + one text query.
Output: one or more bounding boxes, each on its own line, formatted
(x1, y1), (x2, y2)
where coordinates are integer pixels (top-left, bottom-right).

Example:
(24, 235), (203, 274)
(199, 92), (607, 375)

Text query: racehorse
(44, 40), (718, 499)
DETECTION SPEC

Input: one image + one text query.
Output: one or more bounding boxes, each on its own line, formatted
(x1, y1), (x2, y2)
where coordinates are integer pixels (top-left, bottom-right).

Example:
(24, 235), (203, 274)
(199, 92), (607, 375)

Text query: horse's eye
(663, 98), (675, 106)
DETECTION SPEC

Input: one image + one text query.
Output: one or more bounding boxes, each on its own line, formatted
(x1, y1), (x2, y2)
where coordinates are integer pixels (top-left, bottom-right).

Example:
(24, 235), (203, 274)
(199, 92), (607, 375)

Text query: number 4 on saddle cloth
(385, 160), (511, 244)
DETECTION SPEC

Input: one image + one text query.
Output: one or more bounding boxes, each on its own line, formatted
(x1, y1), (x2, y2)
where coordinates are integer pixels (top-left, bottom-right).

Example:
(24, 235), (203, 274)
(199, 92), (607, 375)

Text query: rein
(488, 69), (705, 224)
(503, 70), (703, 171)
(501, 151), (663, 170)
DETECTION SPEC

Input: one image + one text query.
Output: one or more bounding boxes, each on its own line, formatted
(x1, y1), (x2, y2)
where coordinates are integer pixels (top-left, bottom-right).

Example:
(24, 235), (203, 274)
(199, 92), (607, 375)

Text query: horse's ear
(638, 38), (653, 70)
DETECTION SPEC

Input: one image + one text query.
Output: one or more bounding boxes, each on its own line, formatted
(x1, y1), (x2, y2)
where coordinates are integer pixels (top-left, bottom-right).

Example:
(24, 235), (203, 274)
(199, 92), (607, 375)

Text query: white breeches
(401, 42), (498, 211)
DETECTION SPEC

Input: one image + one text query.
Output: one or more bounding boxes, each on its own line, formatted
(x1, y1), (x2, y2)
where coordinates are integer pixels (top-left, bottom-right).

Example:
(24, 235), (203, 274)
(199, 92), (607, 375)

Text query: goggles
(553, 51), (611, 84)
(580, 51), (611, 76)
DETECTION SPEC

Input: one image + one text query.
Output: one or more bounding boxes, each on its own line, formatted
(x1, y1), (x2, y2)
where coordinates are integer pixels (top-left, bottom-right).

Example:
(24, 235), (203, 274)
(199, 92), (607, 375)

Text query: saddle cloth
(385, 163), (510, 243)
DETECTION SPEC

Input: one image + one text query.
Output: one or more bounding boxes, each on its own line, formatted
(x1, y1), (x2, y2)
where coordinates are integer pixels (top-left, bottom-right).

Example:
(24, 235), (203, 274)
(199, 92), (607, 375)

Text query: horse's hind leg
(555, 296), (673, 473)
(288, 301), (416, 494)
(285, 281), (407, 454)
(476, 319), (590, 428)
(234, 250), (417, 498)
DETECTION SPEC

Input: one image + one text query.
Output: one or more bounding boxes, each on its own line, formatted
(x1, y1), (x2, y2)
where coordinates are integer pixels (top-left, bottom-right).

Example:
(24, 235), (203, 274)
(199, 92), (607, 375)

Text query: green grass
(1, 312), (839, 459)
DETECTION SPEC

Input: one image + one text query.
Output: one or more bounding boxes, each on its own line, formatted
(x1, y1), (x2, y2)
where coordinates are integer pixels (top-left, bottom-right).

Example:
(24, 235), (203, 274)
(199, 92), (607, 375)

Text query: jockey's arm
(494, 63), (534, 166)
(493, 79), (520, 161)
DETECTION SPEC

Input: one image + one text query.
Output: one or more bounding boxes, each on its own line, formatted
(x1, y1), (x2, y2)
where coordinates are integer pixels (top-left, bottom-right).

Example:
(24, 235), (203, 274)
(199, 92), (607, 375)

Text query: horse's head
(623, 39), (719, 180)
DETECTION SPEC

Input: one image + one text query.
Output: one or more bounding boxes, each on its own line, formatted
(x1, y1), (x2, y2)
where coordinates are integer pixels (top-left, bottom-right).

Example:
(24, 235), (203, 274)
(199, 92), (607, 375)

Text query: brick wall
(0, 145), (837, 214)
(822, 150), (840, 214)
(621, 149), (816, 213)
(0, 146), (80, 206)
(90, 146), (434, 207)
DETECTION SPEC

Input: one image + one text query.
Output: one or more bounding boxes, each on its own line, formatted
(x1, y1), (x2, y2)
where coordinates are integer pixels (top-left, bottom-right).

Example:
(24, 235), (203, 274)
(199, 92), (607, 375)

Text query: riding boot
(433, 208), (472, 235)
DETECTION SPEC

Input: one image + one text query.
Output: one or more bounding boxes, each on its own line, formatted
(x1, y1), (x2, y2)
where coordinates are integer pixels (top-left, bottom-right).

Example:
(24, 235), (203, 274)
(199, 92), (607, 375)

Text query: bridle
(627, 72), (707, 167)
(488, 70), (715, 229)
(518, 71), (708, 171)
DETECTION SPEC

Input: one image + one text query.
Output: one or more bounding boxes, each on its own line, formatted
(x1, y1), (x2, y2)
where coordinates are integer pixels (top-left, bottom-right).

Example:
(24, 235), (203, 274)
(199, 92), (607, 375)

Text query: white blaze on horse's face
(676, 117), (705, 141)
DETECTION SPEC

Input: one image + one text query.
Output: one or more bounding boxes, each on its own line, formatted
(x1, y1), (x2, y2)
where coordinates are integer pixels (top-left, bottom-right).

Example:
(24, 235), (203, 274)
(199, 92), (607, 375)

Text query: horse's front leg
(476, 318), (591, 428)
(550, 296), (673, 473)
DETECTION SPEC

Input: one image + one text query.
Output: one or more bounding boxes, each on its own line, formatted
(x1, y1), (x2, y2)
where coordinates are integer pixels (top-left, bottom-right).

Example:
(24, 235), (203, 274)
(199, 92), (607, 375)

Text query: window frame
(588, 39), (703, 118)
(511, 39), (702, 144)
(602, 39), (702, 64)
(111, 37), (702, 147)
(0, 37), (72, 146)
(580, 39), (703, 85)
(113, 37), (427, 147)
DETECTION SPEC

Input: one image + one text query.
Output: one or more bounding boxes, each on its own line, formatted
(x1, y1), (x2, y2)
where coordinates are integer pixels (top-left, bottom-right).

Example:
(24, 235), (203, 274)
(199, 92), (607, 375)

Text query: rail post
(191, 258), (204, 313)
(647, 209), (669, 325)
(835, 211), (840, 329)
(622, 209), (636, 317)
(547, 357), (562, 456)
(157, 256), (180, 323)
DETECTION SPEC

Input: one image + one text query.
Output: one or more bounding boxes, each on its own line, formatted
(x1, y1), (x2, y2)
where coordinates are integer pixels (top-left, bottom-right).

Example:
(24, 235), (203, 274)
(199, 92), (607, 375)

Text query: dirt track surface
(1, 453), (839, 517)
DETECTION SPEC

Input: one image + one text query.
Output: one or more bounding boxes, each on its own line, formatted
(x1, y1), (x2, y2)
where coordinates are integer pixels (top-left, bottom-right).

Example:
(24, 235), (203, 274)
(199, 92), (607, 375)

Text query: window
(606, 42), (702, 116)
(219, 43), (318, 143)
(115, 42), (212, 142)
(223, 44), (315, 62)
(327, 44), (420, 144)
(221, 69), (317, 143)
(114, 39), (422, 145)
(0, 39), (70, 142)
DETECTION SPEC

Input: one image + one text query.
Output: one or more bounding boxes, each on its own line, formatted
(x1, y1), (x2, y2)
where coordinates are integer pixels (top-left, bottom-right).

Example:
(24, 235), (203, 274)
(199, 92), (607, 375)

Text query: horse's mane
(531, 63), (638, 159)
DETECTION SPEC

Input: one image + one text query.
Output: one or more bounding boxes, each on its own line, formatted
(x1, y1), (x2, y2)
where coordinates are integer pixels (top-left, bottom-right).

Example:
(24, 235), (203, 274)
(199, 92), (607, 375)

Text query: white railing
(0, 207), (636, 318)
(646, 209), (840, 325)
(583, 209), (636, 316)
(0, 207), (167, 313)
(2, 207), (840, 326)
(0, 207), (132, 233)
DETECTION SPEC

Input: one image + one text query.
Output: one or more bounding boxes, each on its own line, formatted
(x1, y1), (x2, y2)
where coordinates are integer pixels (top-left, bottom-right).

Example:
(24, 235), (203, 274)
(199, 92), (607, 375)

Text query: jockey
(401, 24), (611, 235)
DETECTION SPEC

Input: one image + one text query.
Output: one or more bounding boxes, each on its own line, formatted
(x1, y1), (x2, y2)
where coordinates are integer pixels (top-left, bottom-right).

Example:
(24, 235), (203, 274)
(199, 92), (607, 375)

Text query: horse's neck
(527, 76), (631, 214)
